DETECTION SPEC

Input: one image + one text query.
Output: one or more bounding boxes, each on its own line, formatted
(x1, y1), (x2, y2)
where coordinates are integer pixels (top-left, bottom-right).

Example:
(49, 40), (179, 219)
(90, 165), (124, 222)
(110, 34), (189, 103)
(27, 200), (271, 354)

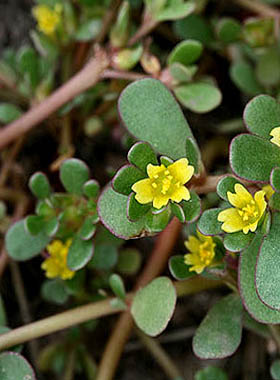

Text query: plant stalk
(0, 48), (109, 150)
(234, 0), (280, 18)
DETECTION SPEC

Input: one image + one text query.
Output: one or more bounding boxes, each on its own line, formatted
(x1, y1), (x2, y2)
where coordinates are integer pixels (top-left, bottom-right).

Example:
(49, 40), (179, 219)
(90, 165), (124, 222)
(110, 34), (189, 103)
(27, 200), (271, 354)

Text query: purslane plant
(3, 0), (280, 379)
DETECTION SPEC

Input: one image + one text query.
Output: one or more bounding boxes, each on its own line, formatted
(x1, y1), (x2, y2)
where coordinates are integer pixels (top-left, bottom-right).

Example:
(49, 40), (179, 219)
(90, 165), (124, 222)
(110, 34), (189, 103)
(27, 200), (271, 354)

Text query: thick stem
(136, 329), (182, 379)
(0, 48), (109, 150)
(234, 0), (280, 17)
(0, 278), (222, 352)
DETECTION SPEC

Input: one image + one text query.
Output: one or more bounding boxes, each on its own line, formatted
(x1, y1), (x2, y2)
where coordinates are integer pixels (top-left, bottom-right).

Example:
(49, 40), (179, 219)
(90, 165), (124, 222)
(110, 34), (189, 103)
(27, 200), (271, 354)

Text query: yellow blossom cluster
(184, 231), (216, 274)
(132, 158), (194, 209)
(41, 239), (75, 280)
(32, 4), (62, 36)
(218, 184), (266, 234)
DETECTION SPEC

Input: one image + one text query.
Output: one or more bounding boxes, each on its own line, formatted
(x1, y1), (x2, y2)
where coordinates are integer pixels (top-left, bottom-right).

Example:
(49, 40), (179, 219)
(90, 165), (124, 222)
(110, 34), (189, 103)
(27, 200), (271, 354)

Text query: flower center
(151, 169), (180, 196)
(199, 241), (214, 266)
(238, 200), (259, 223)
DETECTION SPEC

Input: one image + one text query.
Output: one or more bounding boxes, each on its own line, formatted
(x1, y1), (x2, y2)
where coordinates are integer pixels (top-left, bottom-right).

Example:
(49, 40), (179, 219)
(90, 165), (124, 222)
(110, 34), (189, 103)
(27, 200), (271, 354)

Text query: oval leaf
(67, 237), (94, 271)
(238, 233), (280, 323)
(5, 220), (50, 261)
(193, 294), (242, 359)
(256, 212), (280, 310)
(0, 352), (36, 380)
(131, 277), (177, 336)
(60, 158), (89, 195)
(118, 78), (194, 160)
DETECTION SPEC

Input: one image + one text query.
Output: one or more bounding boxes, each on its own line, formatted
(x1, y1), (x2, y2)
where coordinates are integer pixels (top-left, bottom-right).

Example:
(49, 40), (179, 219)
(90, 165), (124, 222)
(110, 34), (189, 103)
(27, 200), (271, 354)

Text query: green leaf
(90, 244), (118, 270)
(67, 237), (94, 271)
(0, 103), (22, 123)
(193, 294), (242, 359)
(224, 231), (253, 252)
(169, 255), (195, 280)
(230, 61), (263, 96)
(60, 158), (89, 195)
(17, 46), (39, 89)
(79, 217), (96, 240)
(170, 62), (197, 82)
(185, 137), (201, 174)
(118, 78), (194, 160)
(127, 193), (151, 221)
(131, 277), (177, 336)
(75, 19), (102, 41)
(230, 134), (280, 182)
(170, 203), (185, 223)
(168, 39), (203, 66)
(174, 14), (214, 45)
(271, 360), (280, 380)
(127, 142), (158, 173)
(145, 207), (171, 233)
(29, 172), (51, 199)
(256, 213), (280, 310)
(243, 310), (270, 338)
(238, 233), (280, 323)
(256, 48), (280, 87)
(25, 215), (45, 235)
(113, 45), (143, 71)
(244, 95), (280, 139)
(181, 191), (201, 223)
(271, 167), (280, 191)
(5, 220), (50, 261)
(270, 192), (280, 210)
(156, 0), (195, 21)
(98, 187), (146, 239)
(112, 165), (146, 196)
(109, 274), (126, 299)
(217, 175), (242, 201)
(195, 366), (228, 380)
(117, 248), (141, 275)
(0, 352), (36, 380)
(175, 82), (222, 113)
(83, 180), (99, 198)
(216, 17), (242, 43)
(41, 280), (69, 305)
(197, 208), (223, 236)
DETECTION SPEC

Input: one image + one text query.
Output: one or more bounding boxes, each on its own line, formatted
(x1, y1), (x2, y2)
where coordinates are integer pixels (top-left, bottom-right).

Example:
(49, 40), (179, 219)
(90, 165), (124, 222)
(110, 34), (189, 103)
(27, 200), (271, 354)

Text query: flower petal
(171, 186), (190, 203)
(168, 158), (194, 184)
(270, 127), (280, 147)
(218, 207), (244, 233)
(227, 184), (253, 208)
(184, 236), (201, 254)
(254, 190), (267, 219)
(153, 195), (169, 209)
(132, 179), (153, 204)
(147, 163), (165, 179)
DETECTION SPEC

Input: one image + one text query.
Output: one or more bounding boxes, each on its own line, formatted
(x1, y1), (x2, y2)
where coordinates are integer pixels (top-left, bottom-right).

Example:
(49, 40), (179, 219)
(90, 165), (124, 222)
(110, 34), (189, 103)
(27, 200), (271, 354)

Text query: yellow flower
(270, 127), (280, 147)
(262, 184), (275, 200)
(218, 184), (267, 234)
(32, 4), (62, 36)
(41, 239), (75, 280)
(184, 231), (216, 274)
(131, 158), (194, 209)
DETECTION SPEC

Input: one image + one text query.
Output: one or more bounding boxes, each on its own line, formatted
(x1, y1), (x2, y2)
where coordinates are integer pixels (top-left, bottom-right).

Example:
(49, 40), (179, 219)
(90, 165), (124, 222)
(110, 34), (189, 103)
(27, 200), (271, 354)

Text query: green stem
(0, 278), (222, 353)
(63, 349), (76, 380)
